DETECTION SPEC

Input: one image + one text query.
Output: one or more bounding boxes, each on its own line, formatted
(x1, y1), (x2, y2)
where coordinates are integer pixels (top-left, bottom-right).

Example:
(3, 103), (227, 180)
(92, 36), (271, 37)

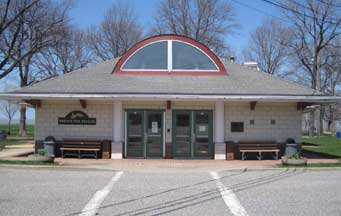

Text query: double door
(173, 110), (213, 159)
(126, 110), (164, 158)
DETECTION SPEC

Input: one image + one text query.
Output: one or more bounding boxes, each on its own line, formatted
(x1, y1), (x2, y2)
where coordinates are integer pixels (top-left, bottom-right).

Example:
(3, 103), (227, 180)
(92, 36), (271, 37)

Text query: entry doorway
(172, 110), (213, 159)
(125, 110), (164, 158)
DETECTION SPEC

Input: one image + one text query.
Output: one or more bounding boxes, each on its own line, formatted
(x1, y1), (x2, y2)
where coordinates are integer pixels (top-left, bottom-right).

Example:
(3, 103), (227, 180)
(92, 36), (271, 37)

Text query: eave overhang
(0, 93), (340, 103)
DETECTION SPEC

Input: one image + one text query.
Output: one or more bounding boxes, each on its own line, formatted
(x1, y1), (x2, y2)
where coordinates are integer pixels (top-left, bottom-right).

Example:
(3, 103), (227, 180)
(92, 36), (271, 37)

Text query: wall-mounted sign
(199, 125), (207, 132)
(58, 111), (96, 125)
(152, 122), (158, 133)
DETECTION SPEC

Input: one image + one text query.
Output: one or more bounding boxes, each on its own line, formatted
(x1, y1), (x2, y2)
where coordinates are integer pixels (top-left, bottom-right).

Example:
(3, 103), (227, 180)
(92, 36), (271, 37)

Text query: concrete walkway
(54, 158), (340, 172)
(0, 144), (34, 158)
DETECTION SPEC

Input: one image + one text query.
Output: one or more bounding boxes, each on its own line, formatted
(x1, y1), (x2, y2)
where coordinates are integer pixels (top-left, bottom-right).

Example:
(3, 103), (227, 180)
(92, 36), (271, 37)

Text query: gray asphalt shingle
(11, 58), (320, 96)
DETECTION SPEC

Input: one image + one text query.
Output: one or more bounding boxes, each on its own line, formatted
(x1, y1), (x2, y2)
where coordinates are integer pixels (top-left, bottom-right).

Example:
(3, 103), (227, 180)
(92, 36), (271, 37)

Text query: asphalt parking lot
(0, 166), (341, 216)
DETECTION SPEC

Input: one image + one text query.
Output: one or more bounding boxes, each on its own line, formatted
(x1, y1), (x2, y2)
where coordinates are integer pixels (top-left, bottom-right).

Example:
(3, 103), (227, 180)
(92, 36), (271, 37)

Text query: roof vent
(243, 62), (259, 71)
(229, 56), (235, 63)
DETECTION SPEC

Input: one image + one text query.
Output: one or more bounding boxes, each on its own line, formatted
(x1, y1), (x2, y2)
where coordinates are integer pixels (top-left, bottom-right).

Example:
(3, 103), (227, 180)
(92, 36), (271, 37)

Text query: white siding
(35, 100), (113, 140)
(35, 100), (302, 144)
(224, 102), (302, 143)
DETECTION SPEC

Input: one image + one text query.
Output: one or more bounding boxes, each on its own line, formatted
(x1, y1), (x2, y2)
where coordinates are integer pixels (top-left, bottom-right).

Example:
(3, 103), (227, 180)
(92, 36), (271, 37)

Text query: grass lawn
(0, 160), (54, 165)
(1, 137), (34, 146)
(302, 135), (341, 158)
(0, 124), (34, 137)
(279, 161), (341, 168)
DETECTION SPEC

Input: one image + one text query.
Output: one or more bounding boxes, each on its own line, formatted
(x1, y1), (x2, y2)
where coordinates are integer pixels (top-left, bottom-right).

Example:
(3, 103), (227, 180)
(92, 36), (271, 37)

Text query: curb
(1, 163), (341, 172)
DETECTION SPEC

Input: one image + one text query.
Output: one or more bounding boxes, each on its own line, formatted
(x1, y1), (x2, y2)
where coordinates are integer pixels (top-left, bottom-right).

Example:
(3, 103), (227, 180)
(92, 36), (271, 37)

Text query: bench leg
(78, 150), (81, 159)
(242, 152), (245, 160)
(61, 150), (64, 158)
(275, 152), (279, 160)
(257, 152), (262, 160)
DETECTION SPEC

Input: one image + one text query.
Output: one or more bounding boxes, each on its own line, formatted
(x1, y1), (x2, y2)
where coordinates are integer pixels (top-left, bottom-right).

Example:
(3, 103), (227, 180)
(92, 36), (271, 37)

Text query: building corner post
(111, 100), (123, 159)
(214, 101), (226, 160)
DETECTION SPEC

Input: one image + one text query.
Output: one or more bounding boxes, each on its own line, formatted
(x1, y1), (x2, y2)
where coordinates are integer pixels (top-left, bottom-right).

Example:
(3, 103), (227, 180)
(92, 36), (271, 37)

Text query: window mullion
(167, 40), (172, 71)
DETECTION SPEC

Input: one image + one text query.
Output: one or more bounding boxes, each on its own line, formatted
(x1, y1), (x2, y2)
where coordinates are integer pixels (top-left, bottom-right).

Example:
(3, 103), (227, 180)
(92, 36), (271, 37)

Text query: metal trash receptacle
(43, 136), (56, 157)
(44, 141), (55, 157)
(284, 143), (298, 157)
(0, 130), (6, 141)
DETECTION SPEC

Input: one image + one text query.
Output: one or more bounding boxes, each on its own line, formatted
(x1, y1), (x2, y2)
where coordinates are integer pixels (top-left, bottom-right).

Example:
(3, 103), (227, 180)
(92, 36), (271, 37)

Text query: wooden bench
(237, 140), (280, 160)
(60, 139), (102, 159)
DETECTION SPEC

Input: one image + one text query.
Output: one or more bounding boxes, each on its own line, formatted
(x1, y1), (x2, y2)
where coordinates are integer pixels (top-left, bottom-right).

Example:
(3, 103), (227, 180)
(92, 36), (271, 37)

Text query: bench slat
(235, 140), (281, 160)
(61, 139), (103, 159)
(60, 148), (100, 151)
(240, 150), (280, 152)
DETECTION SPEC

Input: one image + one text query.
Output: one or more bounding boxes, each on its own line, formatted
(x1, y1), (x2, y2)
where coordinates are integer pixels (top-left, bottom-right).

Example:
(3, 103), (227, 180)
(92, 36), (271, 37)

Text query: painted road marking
(210, 171), (248, 216)
(79, 171), (123, 216)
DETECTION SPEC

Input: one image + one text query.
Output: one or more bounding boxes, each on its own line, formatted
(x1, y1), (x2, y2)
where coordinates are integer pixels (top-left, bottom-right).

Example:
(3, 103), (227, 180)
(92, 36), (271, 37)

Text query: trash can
(284, 138), (298, 157)
(0, 130), (6, 141)
(337, 131), (341, 139)
(43, 136), (56, 157)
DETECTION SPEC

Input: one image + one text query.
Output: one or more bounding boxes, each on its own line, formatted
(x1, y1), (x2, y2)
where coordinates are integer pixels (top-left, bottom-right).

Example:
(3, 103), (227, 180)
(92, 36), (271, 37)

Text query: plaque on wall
(58, 111), (96, 125)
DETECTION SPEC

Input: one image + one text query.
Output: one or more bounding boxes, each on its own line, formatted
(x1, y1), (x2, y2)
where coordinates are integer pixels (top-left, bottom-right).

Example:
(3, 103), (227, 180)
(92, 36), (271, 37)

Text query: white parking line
(210, 171), (248, 216)
(79, 171), (123, 216)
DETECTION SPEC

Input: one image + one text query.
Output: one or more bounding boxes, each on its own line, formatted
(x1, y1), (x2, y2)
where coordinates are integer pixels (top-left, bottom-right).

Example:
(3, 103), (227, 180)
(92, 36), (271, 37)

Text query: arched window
(114, 35), (226, 75)
(122, 41), (168, 70)
(172, 41), (217, 70)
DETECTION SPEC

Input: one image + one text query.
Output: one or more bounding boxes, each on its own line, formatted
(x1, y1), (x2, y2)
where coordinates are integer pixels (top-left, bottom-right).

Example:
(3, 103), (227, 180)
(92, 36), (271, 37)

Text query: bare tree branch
(152, 0), (238, 56)
(243, 19), (289, 75)
(86, 2), (142, 61)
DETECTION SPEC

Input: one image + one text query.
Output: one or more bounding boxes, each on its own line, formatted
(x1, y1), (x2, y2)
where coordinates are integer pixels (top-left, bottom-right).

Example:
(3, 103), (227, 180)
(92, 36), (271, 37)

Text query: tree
(321, 38), (341, 132)
(153, 0), (238, 56)
(0, 0), (40, 80)
(86, 2), (142, 61)
(35, 27), (92, 78)
(283, 0), (341, 136)
(243, 19), (289, 75)
(0, 100), (19, 135)
(6, 0), (70, 136)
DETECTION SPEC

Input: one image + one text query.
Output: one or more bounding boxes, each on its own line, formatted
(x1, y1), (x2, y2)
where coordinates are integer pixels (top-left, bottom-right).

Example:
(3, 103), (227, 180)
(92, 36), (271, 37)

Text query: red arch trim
(112, 35), (227, 76)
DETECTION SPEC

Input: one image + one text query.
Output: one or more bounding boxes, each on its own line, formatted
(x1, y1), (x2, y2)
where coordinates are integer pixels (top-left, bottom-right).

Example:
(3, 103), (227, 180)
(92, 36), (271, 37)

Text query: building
(0, 35), (339, 159)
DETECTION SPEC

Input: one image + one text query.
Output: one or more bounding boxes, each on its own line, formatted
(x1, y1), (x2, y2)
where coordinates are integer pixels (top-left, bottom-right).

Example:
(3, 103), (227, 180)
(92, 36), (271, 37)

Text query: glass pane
(194, 111), (209, 156)
(175, 113), (191, 156)
(146, 112), (162, 156)
(127, 112), (143, 157)
(122, 41), (167, 70)
(172, 41), (218, 70)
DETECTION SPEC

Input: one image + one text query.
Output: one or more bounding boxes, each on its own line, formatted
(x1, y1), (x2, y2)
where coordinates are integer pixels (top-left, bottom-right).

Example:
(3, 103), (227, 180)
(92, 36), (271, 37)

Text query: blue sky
(69, 0), (280, 56)
(2, 0), (281, 122)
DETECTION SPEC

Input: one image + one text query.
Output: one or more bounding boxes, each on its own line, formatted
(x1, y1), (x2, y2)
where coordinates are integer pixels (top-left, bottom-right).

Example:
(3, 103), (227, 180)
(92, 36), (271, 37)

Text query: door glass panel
(146, 112), (163, 157)
(174, 113), (191, 157)
(127, 111), (144, 157)
(194, 111), (210, 157)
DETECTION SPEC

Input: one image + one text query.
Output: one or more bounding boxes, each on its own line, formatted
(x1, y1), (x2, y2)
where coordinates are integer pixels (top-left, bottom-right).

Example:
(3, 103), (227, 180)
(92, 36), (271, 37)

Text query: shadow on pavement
(65, 168), (307, 216)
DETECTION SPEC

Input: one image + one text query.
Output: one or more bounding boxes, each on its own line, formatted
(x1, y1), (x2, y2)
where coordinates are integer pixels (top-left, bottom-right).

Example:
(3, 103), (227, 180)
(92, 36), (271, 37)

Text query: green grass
(0, 160), (54, 165)
(0, 138), (33, 146)
(0, 124), (34, 137)
(279, 162), (341, 168)
(302, 136), (341, 157)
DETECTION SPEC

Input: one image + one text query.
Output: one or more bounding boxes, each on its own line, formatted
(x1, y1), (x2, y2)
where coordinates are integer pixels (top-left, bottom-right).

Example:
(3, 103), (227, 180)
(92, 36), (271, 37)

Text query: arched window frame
(113, 35), (227, 75)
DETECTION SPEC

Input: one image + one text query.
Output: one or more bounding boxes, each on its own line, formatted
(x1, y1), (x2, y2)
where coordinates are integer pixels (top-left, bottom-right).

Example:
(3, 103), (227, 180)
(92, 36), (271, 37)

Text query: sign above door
(58, 111), (96, 125)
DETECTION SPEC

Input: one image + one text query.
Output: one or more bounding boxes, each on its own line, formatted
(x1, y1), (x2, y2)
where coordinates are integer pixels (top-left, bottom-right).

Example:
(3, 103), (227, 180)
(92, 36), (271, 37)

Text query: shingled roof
(10, 58), (321, 96)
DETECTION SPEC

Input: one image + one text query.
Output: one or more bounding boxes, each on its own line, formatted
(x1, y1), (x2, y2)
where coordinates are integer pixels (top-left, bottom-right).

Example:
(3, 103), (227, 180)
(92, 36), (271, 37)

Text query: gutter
(0, 93), (341, 103)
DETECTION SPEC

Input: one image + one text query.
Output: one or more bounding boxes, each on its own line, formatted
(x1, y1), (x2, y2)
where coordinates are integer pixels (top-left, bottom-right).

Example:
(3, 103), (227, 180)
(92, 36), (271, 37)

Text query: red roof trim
(112, 35), (227, 76)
